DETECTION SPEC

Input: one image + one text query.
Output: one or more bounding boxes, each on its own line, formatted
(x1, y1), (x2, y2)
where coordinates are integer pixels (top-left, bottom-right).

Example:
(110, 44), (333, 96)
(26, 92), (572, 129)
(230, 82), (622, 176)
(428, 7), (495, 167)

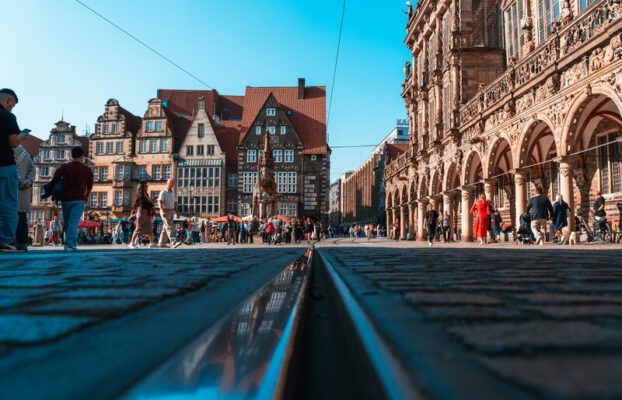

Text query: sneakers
(63, 246), (77, 251)
(128, 244), (137, 249)
(0, 244), (17, 252)
(428, 242), (433, 247)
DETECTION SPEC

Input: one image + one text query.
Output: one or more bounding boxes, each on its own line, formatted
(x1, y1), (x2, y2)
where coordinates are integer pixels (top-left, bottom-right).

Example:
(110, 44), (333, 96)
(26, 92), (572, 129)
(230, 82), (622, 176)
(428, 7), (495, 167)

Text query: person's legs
(0, 165), (18, 247)
(159, 215), (173, 245)
(15, 212), (28, 249)
(427, 224), (435, 245)
(62, 201), (84, 249)
(530, 220), (540, 244)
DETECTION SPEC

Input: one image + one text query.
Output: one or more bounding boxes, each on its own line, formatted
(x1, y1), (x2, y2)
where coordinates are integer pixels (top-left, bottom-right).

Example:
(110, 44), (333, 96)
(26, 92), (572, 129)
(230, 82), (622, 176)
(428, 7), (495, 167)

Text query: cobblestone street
(317, 244), (622, 399)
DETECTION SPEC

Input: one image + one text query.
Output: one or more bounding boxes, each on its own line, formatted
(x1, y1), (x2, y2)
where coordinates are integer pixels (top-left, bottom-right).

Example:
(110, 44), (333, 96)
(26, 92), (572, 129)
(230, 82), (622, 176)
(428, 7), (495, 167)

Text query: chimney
(298, 78), (305, 100)
(198, 96), (206, 111)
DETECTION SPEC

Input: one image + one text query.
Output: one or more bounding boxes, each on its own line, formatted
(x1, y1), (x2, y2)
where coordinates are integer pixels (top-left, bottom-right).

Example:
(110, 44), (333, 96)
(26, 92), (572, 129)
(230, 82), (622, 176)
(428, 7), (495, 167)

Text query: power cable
(327, 0), (347, 143)
(74, 0), (214, 90)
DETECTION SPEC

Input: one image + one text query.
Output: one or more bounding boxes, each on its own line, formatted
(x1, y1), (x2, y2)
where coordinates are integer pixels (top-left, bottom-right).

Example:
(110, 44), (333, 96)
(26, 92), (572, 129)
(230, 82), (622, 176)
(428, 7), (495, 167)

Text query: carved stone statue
(404, 61), (412, 76)
(252, 132), (277, 219)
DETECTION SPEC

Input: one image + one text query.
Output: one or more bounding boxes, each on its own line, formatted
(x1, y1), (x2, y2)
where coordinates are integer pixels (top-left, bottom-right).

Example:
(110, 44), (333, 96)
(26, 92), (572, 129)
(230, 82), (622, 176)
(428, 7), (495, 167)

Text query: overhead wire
(327, 0), (347, 144)
(74, 0), (214, 90)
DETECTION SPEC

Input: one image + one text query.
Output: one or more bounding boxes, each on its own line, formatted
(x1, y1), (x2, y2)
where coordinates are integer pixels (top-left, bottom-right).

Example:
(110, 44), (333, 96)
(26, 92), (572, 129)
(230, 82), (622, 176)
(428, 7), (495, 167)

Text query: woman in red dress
(470, 193), (491, 245)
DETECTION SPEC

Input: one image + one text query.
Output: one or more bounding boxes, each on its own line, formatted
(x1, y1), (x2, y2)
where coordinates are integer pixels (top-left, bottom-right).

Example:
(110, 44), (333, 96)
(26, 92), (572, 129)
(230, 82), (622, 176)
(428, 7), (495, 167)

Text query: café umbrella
(79, 220), (101, 229)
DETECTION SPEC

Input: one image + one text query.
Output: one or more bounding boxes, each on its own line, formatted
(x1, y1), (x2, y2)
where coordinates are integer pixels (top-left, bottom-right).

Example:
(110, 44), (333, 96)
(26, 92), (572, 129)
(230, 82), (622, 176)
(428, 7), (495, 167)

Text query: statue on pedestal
(252, 132), (277, 220)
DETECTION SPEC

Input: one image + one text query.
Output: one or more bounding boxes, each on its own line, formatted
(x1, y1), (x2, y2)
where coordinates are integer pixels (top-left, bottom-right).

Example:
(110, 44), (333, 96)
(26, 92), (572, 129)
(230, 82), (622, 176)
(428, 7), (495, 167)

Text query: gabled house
(175, 97), (226, 217)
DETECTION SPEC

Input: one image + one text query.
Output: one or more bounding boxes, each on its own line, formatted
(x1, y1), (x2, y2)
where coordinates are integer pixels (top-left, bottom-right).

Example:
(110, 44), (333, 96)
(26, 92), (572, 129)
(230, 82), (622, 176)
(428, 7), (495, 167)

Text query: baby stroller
(516, 213), (533, 245)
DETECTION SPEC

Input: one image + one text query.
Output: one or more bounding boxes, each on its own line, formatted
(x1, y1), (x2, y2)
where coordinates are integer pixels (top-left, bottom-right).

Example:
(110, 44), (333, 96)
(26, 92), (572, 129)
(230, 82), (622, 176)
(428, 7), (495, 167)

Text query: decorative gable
(179, 97), (224, 159)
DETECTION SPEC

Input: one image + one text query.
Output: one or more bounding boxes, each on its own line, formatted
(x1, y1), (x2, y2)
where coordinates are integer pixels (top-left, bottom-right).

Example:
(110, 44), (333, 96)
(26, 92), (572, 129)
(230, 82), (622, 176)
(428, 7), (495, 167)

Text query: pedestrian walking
(552, 194), (570, 245)
(0, 88), (21, 252)
(265, 218), (275, 244)
(470, 193), (491, 245)
(425, 203), (440, 247)
(158, 178), (179, 248)
(13, 132), (35, 251)
(49, 146), (93, 251)
(441, 210), (451, 242)
(393, 218), (400, 241)
(526, 185), (554, 246)
(129, 182), (155, 248)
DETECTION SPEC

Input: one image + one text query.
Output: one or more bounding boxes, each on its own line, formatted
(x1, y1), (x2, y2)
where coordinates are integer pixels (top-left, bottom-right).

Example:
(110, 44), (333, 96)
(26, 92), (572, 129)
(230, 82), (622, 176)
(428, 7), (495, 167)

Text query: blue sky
(2, 0), (410, 181)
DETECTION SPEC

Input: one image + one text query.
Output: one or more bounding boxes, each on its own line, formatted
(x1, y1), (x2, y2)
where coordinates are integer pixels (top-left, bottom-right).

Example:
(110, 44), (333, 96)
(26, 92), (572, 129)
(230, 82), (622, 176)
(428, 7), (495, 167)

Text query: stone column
(400, 205), (407, 240)
(461, 188), (473, 242)
(559, 157), (576, 232)
(450, 57), (460, 128)
(514, 169), (529, 226)
(408, 202), (416, 240)
(443, 192), (454, 241)
(417, 200), (428, 240)
(386, 209), (391, 233)
(392, 207), (398, 239)
(484, 179), (496, 205)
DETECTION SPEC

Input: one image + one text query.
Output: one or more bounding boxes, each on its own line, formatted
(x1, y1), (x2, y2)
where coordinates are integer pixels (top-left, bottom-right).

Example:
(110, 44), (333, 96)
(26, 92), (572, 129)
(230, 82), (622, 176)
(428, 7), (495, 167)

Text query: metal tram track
(121, 247), (419, 400)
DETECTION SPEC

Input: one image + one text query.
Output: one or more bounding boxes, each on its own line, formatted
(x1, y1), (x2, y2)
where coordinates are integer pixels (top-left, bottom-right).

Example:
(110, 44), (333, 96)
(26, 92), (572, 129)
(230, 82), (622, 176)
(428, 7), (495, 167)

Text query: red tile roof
(217, 95), (244, 121)
(385, 143), (407, 162)
(215, 127), (243, 164)
(157, 89), (218, 117)
(20, 133), (42, 157)
(240, 86), (327, 154)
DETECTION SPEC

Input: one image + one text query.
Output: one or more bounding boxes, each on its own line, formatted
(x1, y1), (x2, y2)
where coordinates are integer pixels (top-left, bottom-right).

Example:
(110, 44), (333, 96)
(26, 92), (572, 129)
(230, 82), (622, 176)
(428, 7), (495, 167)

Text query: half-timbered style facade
(386, 0), (622, 241)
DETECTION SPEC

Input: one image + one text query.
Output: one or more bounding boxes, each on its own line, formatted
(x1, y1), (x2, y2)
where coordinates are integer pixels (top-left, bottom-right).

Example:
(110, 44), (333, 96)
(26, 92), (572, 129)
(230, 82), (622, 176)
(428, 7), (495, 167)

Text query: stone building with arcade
(385, 0), (622, 241)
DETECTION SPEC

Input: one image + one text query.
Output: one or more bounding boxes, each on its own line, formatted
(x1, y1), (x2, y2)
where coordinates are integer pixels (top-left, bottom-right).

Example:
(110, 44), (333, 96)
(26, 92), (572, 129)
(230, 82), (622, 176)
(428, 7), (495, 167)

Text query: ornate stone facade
(386, 0), (622, 241)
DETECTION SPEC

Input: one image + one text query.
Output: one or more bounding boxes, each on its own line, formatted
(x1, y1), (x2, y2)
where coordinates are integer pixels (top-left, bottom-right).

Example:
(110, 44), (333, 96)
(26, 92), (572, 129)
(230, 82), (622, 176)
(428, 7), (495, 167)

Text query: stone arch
(430, 168), (443, 197)
(443, 162), (461, 192)
(486, 135), (514, 178)
(462, 150), (484, 186)
(515, 117), (559, 169)
(561, 84), (622, 155)
(399, 183), (408, 206)
(487, 135), (515, 219)
(418, 172), (429, 199)
(409, 178), (417, 203)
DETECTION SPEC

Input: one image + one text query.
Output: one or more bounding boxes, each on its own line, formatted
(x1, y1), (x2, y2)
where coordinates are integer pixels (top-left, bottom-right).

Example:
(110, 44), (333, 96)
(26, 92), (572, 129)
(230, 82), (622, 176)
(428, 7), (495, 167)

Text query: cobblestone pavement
(0, 247), (306, 400)
(318, 246), (622, 400)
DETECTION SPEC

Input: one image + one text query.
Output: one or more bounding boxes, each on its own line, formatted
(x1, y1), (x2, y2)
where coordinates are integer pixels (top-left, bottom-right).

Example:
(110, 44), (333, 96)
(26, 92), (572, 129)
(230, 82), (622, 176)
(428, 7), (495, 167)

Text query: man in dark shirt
(0, 89), (21, 251)
(50, 146), (93, 250)
(526, 185), (554, 246)
(425, 203), (440, 247)
(593, 191), (606, 217)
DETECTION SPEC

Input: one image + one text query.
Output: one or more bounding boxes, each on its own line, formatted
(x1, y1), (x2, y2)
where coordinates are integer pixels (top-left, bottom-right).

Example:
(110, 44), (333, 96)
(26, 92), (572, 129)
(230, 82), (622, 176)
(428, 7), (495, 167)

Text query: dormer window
(266, 108), (276, 116)
(146, 121), (153, 132)
(155, 121), (163, 132)
(255, 126), (261, 135)
(103, 124), (109, 134)
(198, 123), (205, 138)
(280, 126), (286, 135)
(56, 133), (65, 144)
(112, 123), (118, 134)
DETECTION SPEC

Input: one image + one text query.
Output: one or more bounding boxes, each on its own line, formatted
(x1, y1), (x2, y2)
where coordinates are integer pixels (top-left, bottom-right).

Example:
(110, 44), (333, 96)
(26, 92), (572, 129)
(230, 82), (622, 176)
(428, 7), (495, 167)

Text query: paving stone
(29, 298), (148, 315)
(0, 315), (91, 343)
(419, 306), (526, 321)
(524, 304), (622, 319)
(405, 292), (504, 306)
(514, 293), (622, 305)
(480, 355), (622, 399)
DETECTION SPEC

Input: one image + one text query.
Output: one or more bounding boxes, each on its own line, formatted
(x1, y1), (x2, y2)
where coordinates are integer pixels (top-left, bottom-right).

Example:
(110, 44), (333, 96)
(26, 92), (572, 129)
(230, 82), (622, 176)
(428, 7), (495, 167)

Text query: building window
(206, 145), (215, 155)
(40, 166), (49, 177)
(155, 121), (163, 132)
(197, 145), (204, 156)
(99, 193), (107, 208)
(228, 198), (238, 213)
(146, 121), (153, 132)
(56, 149), (65, 160)
(114, 190), (123, 206)
(100, 166), (108, 181)
(186, 146), (194, 156)
(42, 149), (51, 160)
(506, 0), (525, 61)
(267, 126), (276, 135)
(93, 167), (99, 182)
(152, 165), (161, 180)
(537, 0), (560, 44)
(284, 149), (294, 163)
(247, 150), (257, 163)
(255, 126), (261, 135)
(273, 149), (283, 163)
(150, 139), (158, 153)
(103, 124), (109, 134)
(310, 155), (317, 161)
(580, 0), (597, 10)
(228, 173), (238, 188)
(240, 202), (251, 217)
(112, 123), (118, 134)
(56, 133), (65, 144)
(106, 142), (114, 155)
(267, 108), (276, 116)
(163, 165), (171, 180)
(598, 133), (622, 194)
(124, 191), (131, 205)
(279, 202), (297, 217)
(159, 138), (167, 153)
(138, 165), (147, 181)
(198, 123), (205, 138)
(243, 172), (258, 193)
(280, 126), (286, 135)
(90, 193), (98, 208)
(276, 171), (297, 193)
(115, 165), (131, 181)
(139, 140), (147, 154)
(116, 141), (124, 154)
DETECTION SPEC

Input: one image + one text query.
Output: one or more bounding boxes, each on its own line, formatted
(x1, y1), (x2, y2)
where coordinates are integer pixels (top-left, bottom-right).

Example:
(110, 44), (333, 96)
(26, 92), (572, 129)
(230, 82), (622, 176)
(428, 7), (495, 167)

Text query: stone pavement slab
(318, 246), (622, 400)
(0, 247), (306, 400)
